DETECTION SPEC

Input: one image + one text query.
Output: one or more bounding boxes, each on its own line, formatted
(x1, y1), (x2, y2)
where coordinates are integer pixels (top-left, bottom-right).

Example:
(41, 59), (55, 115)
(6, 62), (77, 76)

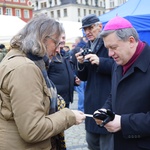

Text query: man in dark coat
(94, 16), (150, 150)
(47, 33), (80, 108)
(75, 14), (114, 150)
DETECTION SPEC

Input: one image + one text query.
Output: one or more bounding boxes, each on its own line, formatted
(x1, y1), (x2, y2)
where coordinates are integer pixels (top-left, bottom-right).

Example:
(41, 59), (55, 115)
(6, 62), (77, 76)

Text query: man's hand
(85, 54), (100, 65)
(75, 51), (84, 64)
(104, 114), (121, 133)
(93, 109), (120, 132)
(75, 76), (81, 85)
(93, 109), (107, 126)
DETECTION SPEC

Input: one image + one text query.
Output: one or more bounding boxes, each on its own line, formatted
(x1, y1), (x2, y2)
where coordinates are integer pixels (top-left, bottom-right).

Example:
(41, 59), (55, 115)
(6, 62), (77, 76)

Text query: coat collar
(115, 44), (150, 80)
(87, 38), (104, 54)
(3, 49), (26, 61)
(51, 53), (63, 63)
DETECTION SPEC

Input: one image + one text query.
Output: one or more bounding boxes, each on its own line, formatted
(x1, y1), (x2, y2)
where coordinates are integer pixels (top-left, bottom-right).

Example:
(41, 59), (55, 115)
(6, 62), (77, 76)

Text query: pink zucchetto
(103, 16), (133, 31)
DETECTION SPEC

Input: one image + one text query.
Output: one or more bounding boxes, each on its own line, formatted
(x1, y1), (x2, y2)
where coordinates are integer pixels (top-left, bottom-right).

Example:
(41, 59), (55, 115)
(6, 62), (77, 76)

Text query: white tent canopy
(0, 15), (26, 44)
(59, 21), (83, 43)
(0, 15), (83, 44)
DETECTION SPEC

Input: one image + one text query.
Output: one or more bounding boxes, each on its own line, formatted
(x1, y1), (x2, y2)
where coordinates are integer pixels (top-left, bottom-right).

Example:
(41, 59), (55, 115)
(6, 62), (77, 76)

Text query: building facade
(32, 0), (128, 22)
(0, 0), (33, 22)
(0, 0), (128, 23)
(32, 0), (105, 22)
(105, 0), (127, 12)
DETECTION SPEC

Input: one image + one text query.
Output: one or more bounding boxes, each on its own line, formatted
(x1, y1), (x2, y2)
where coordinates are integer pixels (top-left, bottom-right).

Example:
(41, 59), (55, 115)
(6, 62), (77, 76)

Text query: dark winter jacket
(103, 43), (150, 150)
(77, 38), (114, 134)
(47, 50), (76, 105)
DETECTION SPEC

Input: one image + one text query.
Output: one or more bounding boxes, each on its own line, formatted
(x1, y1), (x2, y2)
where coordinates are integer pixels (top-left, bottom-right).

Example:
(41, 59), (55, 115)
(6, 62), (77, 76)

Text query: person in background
(0, 14), (85, 150)
(72, 43), (76, 49)
(94, 16), (150, 150)
(63, 45), (70, 52)
(74, 36), (86, 48)
(63, 45), (71, 57)
(75, 14), (114, 150)
(59, 32), (66, 53)
(82, 36), (88, 43)
(0, 44), (7, 62)
(71, 36), (87, 112)
(47, 32), (80, 108)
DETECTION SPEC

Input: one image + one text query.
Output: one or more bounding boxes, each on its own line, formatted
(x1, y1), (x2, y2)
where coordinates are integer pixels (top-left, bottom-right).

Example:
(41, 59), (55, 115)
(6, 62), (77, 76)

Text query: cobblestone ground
(65, 92), (89, 150)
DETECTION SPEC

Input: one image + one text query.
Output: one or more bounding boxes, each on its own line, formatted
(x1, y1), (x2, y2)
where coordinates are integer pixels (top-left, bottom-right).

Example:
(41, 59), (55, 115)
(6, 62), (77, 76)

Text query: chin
(115, 61), (121, 65)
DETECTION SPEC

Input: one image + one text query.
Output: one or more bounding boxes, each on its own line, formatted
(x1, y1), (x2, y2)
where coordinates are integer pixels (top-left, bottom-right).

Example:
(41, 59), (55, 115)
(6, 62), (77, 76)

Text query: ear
(98, 23), (103, 31)
(129, 36), (136, 48)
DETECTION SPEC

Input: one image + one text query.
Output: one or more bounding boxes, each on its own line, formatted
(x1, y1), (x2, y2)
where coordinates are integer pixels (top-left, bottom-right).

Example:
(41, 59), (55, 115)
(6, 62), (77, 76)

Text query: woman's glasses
(46, 36), (61, 48)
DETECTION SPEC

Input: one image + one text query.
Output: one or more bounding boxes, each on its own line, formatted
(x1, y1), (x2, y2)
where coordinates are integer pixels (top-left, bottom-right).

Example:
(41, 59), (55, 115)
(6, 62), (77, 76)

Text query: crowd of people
(1, 12), (150, 150)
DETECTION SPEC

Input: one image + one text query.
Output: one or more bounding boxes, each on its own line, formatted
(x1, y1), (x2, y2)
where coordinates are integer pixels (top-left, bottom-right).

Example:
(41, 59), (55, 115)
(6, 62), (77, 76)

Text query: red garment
(123, 41), (145, 75)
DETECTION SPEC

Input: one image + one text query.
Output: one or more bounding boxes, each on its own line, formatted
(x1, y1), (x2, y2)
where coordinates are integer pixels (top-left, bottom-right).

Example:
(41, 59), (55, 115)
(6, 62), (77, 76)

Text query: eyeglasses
(46, 36), (60, 48)
(83, 24), (96, 31)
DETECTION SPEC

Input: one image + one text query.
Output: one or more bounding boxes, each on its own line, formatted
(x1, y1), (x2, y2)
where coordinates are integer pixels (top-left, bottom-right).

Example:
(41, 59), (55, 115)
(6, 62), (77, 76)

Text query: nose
(55, 46), (60, 52)
(108, 49), (114, 57)
(84, 29), (90, 35)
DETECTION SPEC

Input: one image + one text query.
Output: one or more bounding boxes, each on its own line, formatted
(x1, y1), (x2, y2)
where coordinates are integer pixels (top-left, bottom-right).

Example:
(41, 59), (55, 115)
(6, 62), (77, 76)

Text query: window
(15, 9), (21, 17)
(20, 0), (25, 3)
(110, 0), (114, 8)
(51, 11), (54, 18)
(6, 8), (12, 15)
(89, 10), (91, 14)
(91, 0), (92, 5)
(100, 1), (102, 7)
(41, 2), (47, 8)
(84, 9), (86, 16)
(13, 0), (19, 2)
(64, 9), (67, 17)
(55, 0), (57, 5)
(57, 10), (60, 18)
(94, 10), (96, 14)
(118, 0), (126, 5)
(98, 11), (101, 16)
(24, 10), (29, 18)
(0, 7), (2, 15)
(78, 8), (80, 16)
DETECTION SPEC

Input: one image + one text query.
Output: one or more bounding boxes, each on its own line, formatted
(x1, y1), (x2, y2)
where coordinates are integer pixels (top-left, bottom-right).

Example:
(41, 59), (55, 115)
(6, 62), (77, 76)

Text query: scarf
(27, 53), (58, 114)
(123, 41), (145, 75)
(27, 53), (66, 150)
(90, 32), (101, 52)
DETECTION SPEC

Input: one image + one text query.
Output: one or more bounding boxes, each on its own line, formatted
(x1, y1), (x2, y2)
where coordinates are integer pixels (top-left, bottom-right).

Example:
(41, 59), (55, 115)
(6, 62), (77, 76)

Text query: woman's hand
(71, 110), (86, 125)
